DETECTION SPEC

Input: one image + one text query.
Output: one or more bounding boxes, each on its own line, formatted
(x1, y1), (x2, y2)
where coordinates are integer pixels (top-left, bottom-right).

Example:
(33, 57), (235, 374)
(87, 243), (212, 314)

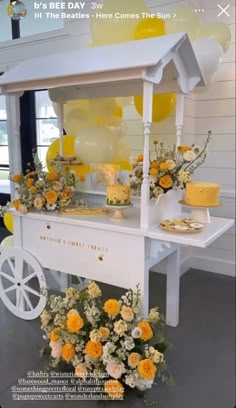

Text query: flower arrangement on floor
(10, 152), (78, 214)
(41, 282), (171, 401)
(129, 131), (212, 199)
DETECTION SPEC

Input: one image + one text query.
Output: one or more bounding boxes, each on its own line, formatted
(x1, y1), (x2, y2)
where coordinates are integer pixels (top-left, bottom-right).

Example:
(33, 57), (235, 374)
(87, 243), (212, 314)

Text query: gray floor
(0, 227), (235, 408)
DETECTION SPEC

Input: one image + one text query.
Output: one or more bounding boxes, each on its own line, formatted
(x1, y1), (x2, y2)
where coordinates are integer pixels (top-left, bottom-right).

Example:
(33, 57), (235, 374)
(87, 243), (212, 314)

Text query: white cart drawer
(22, 217), (145, 289)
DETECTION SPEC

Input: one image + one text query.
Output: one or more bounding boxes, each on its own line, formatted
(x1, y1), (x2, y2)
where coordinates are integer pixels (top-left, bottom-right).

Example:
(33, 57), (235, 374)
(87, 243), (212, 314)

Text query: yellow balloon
(46, 135), (90, 178)
(3, 213), (14, 234)
(134, 17), (166, 40)
(199, 23), (232, 53)
(91, 0), (149, 46)
(89, 98), (117, 120)
(114, 161), (132, 171)
(166, 4), (200, 41)
(75, 125), (119, 164)
(113, 105), (123, 118)
(113, 141), (130, 163)
(64, 109), (93, 135)
(116, 97), (133, 107)
(0, 235), (14, 250)
(134, 93), (176, 122)
(64, 100), (89, 116)
(95, 105), (123, 127)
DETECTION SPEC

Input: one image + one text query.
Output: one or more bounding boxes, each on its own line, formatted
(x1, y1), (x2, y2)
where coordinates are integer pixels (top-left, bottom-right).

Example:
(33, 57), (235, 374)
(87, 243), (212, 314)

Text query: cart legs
(166, 246), (180, 327)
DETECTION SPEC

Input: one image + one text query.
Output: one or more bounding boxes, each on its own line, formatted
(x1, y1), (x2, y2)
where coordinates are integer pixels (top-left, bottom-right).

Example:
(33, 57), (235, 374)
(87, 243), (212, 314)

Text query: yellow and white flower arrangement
(10, 152), (79, 213)
(129, 131), (212, 198)
(41, 282), (171, 401)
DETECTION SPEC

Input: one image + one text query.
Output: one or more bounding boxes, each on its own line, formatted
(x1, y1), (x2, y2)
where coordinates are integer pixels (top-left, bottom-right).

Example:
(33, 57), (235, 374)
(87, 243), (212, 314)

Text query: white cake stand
(106, 205), (132, 221)
(179, 200), (222, 224)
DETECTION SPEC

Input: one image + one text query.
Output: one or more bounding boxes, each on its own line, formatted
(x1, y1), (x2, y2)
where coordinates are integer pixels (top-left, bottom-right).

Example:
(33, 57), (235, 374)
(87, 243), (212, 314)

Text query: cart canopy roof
(0, 33), (205, 99)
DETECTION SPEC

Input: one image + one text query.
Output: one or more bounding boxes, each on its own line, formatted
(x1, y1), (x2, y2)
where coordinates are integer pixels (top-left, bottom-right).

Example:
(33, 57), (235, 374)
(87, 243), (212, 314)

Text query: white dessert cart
(0, 34), (234, 326)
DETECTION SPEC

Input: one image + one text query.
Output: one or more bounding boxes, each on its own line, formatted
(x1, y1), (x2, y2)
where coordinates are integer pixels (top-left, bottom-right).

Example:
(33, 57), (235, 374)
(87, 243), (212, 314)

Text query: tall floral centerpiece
(10, 152), (79, 214)
(41, 282), (171, 401)
(129, 131), (212, 199)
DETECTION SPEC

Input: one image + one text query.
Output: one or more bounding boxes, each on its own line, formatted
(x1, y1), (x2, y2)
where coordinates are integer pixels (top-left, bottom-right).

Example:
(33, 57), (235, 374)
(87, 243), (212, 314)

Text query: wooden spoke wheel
(0, 249), (47, 320)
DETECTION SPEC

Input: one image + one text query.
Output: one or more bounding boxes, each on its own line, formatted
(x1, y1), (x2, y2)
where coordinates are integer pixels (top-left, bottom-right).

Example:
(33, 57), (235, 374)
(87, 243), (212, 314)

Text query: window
(35, 90), (59, 166)
(0, 0), (64, 43)
(0, 95), (10, 193)
(20, 0), (64, 38)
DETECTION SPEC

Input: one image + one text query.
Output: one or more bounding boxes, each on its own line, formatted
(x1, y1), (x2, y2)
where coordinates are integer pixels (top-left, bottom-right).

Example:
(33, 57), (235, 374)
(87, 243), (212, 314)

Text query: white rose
(123, 337), (135, 351)
(50, 341), (61, 359)
(18, 204), (28, 214)
(131, 327), (142, 339)
(106, 361), (125, 379)
(166, 159), (176, 170)
(183, 150), (196, 162)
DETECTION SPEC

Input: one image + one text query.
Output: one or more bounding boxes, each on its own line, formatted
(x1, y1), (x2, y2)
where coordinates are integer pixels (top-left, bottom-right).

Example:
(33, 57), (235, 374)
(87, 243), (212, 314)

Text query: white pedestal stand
(179, 201), (221, 224)
(106, 205), (131, 221)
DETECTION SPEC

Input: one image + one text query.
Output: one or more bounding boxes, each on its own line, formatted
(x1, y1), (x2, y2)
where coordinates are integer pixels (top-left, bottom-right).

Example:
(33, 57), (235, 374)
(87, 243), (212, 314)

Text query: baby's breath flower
(87, 281), (101, 299)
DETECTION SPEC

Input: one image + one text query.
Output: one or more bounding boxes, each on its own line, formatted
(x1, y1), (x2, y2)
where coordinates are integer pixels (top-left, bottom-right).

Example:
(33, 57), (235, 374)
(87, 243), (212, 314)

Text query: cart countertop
(12, 208), (234, 249)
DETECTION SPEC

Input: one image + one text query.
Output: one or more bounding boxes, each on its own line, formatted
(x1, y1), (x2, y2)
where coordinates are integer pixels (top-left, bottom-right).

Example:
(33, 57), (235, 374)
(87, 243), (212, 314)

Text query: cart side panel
(21, 217), (145, 290)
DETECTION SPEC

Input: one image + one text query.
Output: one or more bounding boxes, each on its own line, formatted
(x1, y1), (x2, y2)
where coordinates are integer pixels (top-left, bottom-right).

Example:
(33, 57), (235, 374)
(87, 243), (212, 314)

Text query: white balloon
(75, 126), (118, 164)
(193, 38), (223, 84)
(116, 97), (133, 108)
(0, 235), (14, 251)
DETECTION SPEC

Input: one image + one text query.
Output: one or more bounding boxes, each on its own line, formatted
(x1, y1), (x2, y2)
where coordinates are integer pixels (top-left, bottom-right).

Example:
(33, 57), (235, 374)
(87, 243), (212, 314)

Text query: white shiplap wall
(183, 0), (236, 276)
(0, 0), (234, 275)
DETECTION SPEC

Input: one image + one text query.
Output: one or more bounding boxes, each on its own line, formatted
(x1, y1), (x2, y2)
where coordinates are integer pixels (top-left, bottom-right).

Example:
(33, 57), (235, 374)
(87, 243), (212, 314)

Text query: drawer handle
(46, 225), (51, 230)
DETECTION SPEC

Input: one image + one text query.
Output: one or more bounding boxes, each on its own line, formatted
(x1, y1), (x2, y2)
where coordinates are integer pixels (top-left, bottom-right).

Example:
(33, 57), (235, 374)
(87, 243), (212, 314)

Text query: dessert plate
(160, 218), (204, 233)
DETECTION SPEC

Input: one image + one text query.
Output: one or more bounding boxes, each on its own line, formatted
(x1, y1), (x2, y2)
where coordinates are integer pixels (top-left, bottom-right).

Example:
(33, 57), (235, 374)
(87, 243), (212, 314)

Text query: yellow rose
(46, 171), (59, 181)
(128, 352), (140, 368)
(12, 199), (22, 210)
(45, 190), (58, 204)
(75, 364), (87, 378)
(53, 181), (63, 191)
(137, 154), (143, 162)
(104, 380), (124, 400)
(120, 306), (134, 322)
(149, 168), (158, 176)
(85, 341), (103, 360)
(25, 178), (34, 188)
(99, 327), (110, 341)
(138, 321), (153, 341)
(50, 328), (59, 342)
(159, 175), (173, 189)
(138, 359), (157, 380)
(66, 312), (84, 333)
(150, 161), (160, 169)
(63, 186), (73, 198)
(29, 186), (37, 195)
(12, 174), (21, 183)
(160, 162), (169, 171)
(61, 343), (75, 362)
(103, 299), (121, 317)
(178, 145), (191, 153)
(34, 197), (44, 210)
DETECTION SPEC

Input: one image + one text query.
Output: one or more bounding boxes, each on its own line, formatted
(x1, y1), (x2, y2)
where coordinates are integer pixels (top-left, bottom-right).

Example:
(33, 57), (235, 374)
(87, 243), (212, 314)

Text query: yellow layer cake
(185, 182), (220, 207)
(106, 185), (131, 206)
